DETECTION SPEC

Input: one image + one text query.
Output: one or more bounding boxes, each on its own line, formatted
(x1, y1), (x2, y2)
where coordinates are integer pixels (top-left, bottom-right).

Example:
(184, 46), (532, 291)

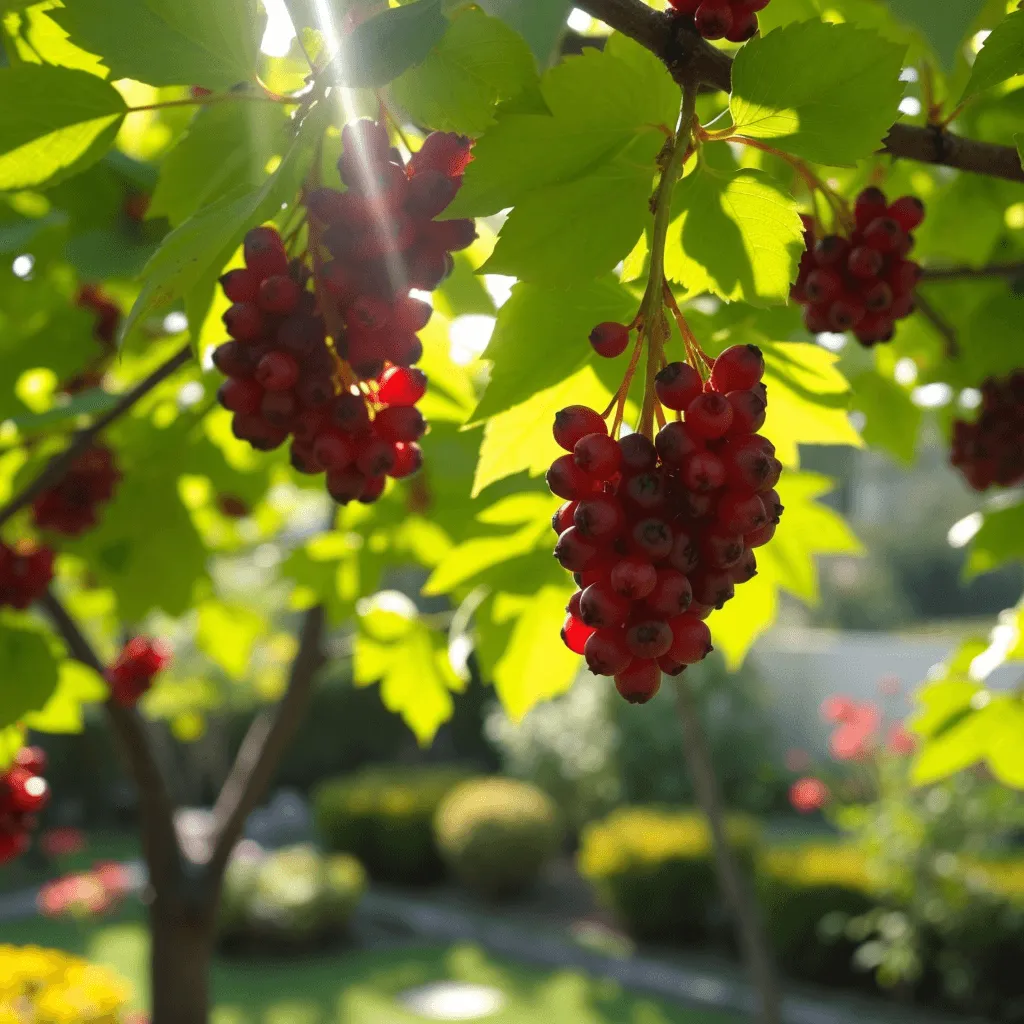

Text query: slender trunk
(672, 676), (783, 1024)
(149, 897), (216, 1024)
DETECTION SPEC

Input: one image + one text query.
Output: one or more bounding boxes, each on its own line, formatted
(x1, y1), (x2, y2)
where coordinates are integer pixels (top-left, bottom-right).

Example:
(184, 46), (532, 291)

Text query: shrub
(434, 777), (563, 899)
(577, 806), (759, 944)
(758, 843), (876, 988)
(218, 843), (365, 948)
(313, 765), (472, 884)
(0, 945), (132, 1022)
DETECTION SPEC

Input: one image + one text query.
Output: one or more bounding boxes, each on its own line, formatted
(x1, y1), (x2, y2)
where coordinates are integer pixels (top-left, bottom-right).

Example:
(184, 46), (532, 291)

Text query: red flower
(820, 694), (856, 723)
(789, 777), (829, 814)
(887, 723), (916, 756)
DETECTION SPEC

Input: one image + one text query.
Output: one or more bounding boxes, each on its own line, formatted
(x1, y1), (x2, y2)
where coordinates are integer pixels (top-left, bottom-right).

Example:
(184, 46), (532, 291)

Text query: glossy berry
(561, 614), (596, 655)
(547, 454), (600, 500)
(686, 393), (734, 439)
(580, 581), (632, 628)
(613, 659), (661, 704)
(655, 362), (704, 411)
(256, 351), (300, 391)
(668, 614), (713, 664)
(377, 366), (427, 406)
(573, 432), (622, 479)
(710, 344), (764, 393)
(585, 629), (633, 676)
(553, 406), (607, 452)
(610, 556), (658, 600)
(589, 322), (630, 358)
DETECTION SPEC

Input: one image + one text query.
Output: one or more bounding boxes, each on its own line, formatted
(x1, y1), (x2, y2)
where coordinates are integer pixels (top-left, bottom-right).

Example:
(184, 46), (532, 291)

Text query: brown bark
(149, 898), (217, 1024)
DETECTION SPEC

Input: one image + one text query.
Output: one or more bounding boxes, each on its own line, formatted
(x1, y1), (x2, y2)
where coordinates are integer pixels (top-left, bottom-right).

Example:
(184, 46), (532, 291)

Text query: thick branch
(920, 260), (1024, 282)
(575, 0), (1024, 183)
(673, 676), (783, 1024)
(0, 343), (192, 530)
(207, 605), (326, 877)
(37, 589), (182, 888)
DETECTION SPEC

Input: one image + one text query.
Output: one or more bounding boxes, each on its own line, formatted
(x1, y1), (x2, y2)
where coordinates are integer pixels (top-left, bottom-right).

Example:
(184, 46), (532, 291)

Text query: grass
(0, 829), (140, 894)
(1, 911), (740, 1024)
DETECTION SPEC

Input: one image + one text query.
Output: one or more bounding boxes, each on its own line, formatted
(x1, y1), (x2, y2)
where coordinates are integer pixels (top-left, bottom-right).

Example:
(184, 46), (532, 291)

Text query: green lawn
(1, 912), (739, 1024)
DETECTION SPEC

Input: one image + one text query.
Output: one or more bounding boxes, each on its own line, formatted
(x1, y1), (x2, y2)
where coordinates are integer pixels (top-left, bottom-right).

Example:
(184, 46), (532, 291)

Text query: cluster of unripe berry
(0, 540), (54, 609)
(0, 746), (50, 865)
(950, 371), (1024, 491)
(549, 343), (783, 704)
(106, 636), (171, 708)
(214, 121), (475, 505)
(792, 187), (924, 346)
(31, 443), (121, 537)
(667, 0), (770, 42)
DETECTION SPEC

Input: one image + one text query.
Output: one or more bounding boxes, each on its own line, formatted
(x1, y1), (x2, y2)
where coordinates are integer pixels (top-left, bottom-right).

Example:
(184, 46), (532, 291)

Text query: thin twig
(0, 343), (192, 530)
(673, 676), (784, 1024)
(206, 605), (326, 877)
(920, 261), (1024, 282)
(574, 0), (1024, 183)
(37, 590), (182, 889)
(914, 292), (960, 359)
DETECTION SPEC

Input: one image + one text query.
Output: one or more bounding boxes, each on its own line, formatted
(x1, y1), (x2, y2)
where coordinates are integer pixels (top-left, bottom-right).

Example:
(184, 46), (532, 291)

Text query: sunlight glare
(260, 0), (297, 56)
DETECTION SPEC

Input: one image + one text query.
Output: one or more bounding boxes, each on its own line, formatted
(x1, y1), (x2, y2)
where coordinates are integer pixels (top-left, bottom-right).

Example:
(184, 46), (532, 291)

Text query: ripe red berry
(257, 274), (301, 314)
(255, 351), (300, 392)
(686, 393), (734, 439)
(847, 246), (883, 279)
(726, 390), (767, 435)
(655, 361), (703, 411)
(717, 491), (768, 534)
(710, 344), (764, 393)
(669, 530), (700, 574)
(645, 569), (693, 618)
(668, 614), (713, 664)
(805, 269), (842, 305)
(356, 438), (397, 477)
(630, 518), (674, 560)
(619, 433), (658, 473)
(312, 430), (354, 470)
(377, 366), (427, 406)
(695, 0), (733, 39)
(218, 377), (263, 415)
(626, 620), (673, 660)
(703, 530), (745, 569)
(14, 747), (47, 775)
(553, 526), (599, 572)
(574, 496), (626, 540)
(374, 405), (426, 444)
(691, 569), (735, 609)
(573, 432), (622, 480)
(390, 442), (423, 478)
(887, 195), (925, 231)
(682, 450), (726, 493)
(220, 268), (260, 304)
(547, 454), (600, 500)
(745, 521), (777, 548)
(614, 659), (661, 704)
(585, 628), (633, 676)
(589, 322), (630, 359)
(244, 226), (289, 279)
(553, 406), (607, 452)
(655, 421), (699, 465)
(552, 501), (578, 534)
(622, 470), (667, 513)
(610, 556), (658, 599)
(223, 302), (264, 342)
(854, 187), (888, 229)
(561, 614), (596, 655)
(580, 581), (632, 628)
(863, 217), (904, 254)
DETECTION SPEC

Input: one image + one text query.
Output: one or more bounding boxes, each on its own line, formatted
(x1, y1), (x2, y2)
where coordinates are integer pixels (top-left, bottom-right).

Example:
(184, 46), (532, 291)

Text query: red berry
(258, 274), (301, 314)
(725, 5), (758, 41)
(683, 451), (726, 493)
(828, 297), (866, 331)
(655, 421), (700, 465)
(14, 747), (46, 775)
(585, 628), (633, 676)
(220, 268), (259, 304)
(553, 406), (607, 452)
(622, 470), (667, 513)
(619, 433), (658, 473)
(695, 0), (732, 39)
(573, 433), (622, 480)
(686, 393), (733, 439)
(626, 620), (673, 660)
(552, 501), (578, 534)
(390, 442), (422, 478)
(547, 454), (600, 500)
(574, 496), (626, 540)
(745, 521), (777, 548)
(731, 547), (758, 583)
(589, 322), (630, 358)
(553, 526), (599, 572)
(655, 362), (703, 410)
(813, 235), (848, 266)
(610, 556), (658, 600)
(255, 351), (300, 391)
(377, 366), (427, 406)
(614, 659), (661, 703)
(710, 344), (764, 393)
(854, 187), (888, 230)
(223, 302), (264, 342)
(327, 467), (366, 504)
(645, 569), (693, 618)
(667, 614), (713, 664)
(392, 296), (433, 333)
(218, 377), (263, 415)
(691, 569), (735, 608)
(726, 390), (767, 435)
(863, 217), (904, 254)
(312, 430), (354, 470)
(703, 530), (745, 569)
(359, 475), (387, 504)
(580, 581), (632, 628)
(561, 614), (596, 655)
(356, 438), (396, 477)
(847, 246), (883, 280)
(716, 491), (768, 534)
(630, 518), (674, 561)
(887, 195), (925, 232)
(244, 225), (288, 279)
(805, 269), (842, 305)
(864, 281), (893, 312)
(669, 530), (700, 575)
(374, 405), (426, 443)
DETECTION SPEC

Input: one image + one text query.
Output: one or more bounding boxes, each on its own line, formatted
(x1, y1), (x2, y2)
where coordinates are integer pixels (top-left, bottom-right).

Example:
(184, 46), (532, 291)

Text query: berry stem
(662, 280), (713, 375)
(635, 82), (700, 439)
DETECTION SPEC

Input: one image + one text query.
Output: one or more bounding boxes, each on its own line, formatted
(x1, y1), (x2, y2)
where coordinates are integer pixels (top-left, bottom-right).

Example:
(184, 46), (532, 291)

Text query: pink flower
(40, 826), (87, 859)
(820, 694), (856, 723)
(785, 748), (811, 772)
(887, 723), (916, 756)
(827, 700), (881, 761)
(789, 777), (829, 814)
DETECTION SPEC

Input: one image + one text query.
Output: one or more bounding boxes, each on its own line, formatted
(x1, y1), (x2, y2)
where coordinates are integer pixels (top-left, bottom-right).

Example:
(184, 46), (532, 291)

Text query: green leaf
(665, 165), (804, 306)
(475, 0), (571, 64)
(353, 594), (463, 744)
(707, 571), (779, 670)
(912, 700), (993, 784)
(0, 66), (126, 190)
(987, 703), (1024, 788)
(729, 21), (906, 165)
(325, 0), (447, 88)
(469, 276), (634, 424)
(24, 662), (108, 734)
(391, 7), (537, 135)
(148, 102), (290, 227)
(122, 112), (317, 344)
(0, 614), (60, 728)
(484, 582), (581, 721)
(848, 369), (921, 465)
(961, 10), (1024, 101)
(965, 500), (1024, 578)
(196, 599), (265, 681)
(3, 389), (119, 438)
(447, 41), (679, 218)
(0, 726), (25, 771)
(885, 0), (986, 69)
(48, 0), (259, 89)
(482, 130), (659, 283)
(1017, 133), (1024, 171)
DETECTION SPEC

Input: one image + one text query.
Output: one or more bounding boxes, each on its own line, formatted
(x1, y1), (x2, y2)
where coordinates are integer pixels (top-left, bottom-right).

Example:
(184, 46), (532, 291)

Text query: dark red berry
(614, 659), (661, 703)
(655, 362), (703, 411)
(573, 432), (622, 479)
(585, 628), (633, 676)
(710, 344), (764, 393)
(686, 393), (733, 439)
(580, 581), (632, 628)
(547, 454), (600, 500)
(610, 556), (658, 600)
(589, 322), (630, 358)
(255, 351), (300, 392)
(553, 406), (607, 452)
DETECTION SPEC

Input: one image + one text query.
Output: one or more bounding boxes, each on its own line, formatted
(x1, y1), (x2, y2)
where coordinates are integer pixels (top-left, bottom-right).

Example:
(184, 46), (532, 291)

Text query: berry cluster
(106, 636), (171, 707)
(213, 120), (475, 505)
(549, 344), (783, 704)
(950, 371), (1024, 490)
(0, 747), (50, 866)
(792, 187), (924, 346)
(667, 0), (770, 42)
(0, 540), (54, 609)
(63, 286), (122, 395)
(32, 443), (121, 536)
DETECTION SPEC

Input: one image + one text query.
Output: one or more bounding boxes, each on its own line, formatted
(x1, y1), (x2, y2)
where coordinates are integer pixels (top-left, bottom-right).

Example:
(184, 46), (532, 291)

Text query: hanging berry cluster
(950, 371), (1024, 491)
(667, 0), (770, 42)
(106, 637), (171, 707)
(550, 340), (783, 705)
(0, 747), (50, 865)
(0, 540), (54, 609)
(792, 187), (924, 346)
(62, 286), (122, 395)
(213, 119), (475, 506)
(31, 443), (121, 536)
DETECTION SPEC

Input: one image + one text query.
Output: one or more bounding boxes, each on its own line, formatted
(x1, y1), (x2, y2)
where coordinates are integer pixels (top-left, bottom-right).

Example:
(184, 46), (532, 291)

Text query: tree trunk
(149, 898), (216, 1024)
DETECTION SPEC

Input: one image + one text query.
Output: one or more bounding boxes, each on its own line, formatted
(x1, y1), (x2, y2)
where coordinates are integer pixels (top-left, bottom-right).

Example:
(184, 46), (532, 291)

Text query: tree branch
(206, 605), (326, 877)
(920, 260), (1024, 282)
(574, 0), (1024, 183)
(914, 292), (960, 359)
(37, 589), (182, 889)
(0, 343), (192, 531)
(673, 676), (783, 1024)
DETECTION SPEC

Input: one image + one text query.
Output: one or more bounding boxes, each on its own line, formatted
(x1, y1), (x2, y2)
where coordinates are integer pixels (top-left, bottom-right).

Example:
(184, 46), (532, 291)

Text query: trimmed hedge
(577, 807), (759, 943)
(434, 777), (562, 900)
(313, 766), (473, 884)
(218, 844), (365, 949)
